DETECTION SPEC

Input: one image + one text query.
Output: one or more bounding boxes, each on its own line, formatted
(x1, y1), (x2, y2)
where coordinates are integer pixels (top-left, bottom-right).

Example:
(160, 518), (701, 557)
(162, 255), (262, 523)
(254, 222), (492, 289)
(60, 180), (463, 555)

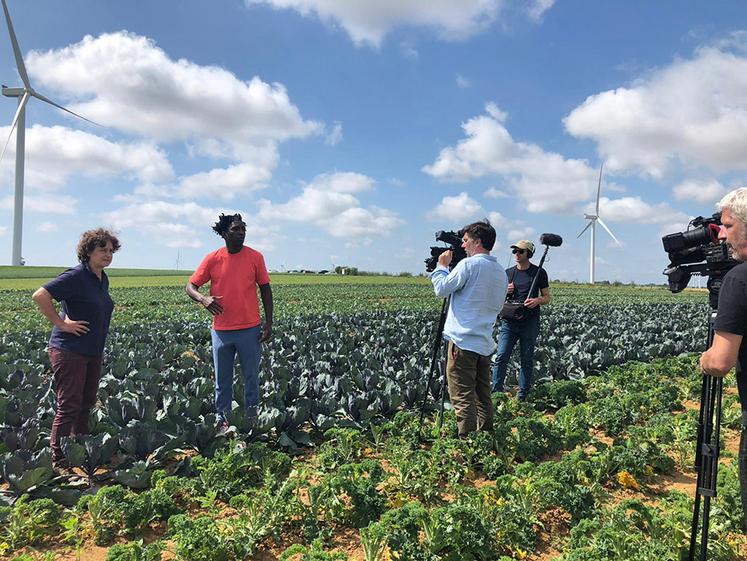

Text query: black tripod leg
(689, 375), (709, 561)
(438, 341), (448, 429)
(739, 412), (747, 533)
(689, 375), (724, 561)
(419, 298), (450, 430)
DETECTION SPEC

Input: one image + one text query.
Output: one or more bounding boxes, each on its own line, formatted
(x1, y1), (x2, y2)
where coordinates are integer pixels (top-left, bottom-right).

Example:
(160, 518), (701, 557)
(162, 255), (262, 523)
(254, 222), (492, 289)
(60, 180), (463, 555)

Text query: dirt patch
(682, 399), (700, 411)
(648, 469), (698, 498)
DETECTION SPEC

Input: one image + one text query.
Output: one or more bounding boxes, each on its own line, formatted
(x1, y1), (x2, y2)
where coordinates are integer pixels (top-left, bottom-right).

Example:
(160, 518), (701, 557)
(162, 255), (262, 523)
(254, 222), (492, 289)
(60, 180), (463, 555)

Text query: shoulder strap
(506, 267), (518, 302)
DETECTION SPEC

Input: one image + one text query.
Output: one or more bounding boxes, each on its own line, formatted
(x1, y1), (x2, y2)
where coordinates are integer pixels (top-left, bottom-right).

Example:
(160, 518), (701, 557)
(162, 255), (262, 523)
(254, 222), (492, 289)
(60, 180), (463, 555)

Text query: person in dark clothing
(491, 239), (552, 400)
(32, 228), (120, 473)
(700, 188), (747, 530)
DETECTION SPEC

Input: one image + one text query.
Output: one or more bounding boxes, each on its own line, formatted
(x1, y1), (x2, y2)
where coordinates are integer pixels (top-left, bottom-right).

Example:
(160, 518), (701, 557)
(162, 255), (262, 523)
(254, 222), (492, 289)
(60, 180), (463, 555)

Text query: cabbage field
(1, 277), (746, 560)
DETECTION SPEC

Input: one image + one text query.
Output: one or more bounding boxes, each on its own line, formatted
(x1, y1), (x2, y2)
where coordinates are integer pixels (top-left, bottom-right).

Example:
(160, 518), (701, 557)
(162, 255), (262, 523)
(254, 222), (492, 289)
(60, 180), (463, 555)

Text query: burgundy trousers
(48, 347), (102, 463)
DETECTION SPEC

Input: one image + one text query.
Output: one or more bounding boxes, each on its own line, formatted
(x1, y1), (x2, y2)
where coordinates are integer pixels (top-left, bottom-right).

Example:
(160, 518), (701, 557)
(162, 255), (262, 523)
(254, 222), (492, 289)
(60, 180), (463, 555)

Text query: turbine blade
(597, 217), (622, 246)
(577, 220), (592, 238)
(595, 161), (604, 214)
(0, 89), (28, 164)
(1, 0), (30, 88)
(32, 91), (101, 127)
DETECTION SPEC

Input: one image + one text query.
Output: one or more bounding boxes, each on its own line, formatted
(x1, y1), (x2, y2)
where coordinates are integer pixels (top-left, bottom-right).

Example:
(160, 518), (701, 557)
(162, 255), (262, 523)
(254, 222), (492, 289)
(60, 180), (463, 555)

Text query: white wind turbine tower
(0, 0), (99, 265)
(577, 162), (622, 284)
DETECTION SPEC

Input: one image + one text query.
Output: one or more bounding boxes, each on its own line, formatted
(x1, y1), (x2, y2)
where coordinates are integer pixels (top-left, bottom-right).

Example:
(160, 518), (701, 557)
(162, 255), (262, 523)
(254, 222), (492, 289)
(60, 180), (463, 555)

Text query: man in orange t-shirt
(186, 213), (273, 430)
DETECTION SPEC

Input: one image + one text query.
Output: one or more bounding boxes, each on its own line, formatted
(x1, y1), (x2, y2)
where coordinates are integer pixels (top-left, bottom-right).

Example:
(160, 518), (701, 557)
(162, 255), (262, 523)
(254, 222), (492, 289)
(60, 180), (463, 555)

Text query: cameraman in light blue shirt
(430, 220), (508, 436)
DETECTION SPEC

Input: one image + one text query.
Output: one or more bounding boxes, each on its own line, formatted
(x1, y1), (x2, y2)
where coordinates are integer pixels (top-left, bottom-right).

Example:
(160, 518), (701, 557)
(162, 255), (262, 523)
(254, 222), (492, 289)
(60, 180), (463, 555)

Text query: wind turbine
(577, 162), (622, 284)
(0, 0), (98, 265)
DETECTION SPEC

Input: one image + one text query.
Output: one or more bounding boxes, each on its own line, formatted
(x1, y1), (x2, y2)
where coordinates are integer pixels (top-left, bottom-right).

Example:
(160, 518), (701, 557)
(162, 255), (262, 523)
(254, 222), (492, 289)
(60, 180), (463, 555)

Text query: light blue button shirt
(430, 253), (508, 356)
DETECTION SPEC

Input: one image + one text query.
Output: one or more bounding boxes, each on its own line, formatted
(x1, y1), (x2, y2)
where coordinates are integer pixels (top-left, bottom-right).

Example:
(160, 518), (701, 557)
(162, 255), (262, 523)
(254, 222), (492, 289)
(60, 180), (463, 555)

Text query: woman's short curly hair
(76, 228), (121, 263)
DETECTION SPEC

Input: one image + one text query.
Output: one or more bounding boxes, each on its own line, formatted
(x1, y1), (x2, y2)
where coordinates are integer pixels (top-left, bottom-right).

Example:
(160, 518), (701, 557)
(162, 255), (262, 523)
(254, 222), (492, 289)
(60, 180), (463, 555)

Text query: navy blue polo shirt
(506, 264), (549, 319)
(44, 263), (114, 357)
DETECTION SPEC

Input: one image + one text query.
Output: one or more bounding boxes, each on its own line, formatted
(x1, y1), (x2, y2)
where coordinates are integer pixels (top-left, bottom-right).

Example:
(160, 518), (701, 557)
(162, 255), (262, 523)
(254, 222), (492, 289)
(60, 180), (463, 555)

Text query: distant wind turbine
(577, 162), (622, 284)
(1, 0), (100, 265)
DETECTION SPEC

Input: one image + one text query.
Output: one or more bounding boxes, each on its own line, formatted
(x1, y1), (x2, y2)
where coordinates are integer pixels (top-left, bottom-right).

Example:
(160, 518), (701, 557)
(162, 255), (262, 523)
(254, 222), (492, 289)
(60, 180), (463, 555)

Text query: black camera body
(425, 230), (467, 272)
(662, 212), (738, 302)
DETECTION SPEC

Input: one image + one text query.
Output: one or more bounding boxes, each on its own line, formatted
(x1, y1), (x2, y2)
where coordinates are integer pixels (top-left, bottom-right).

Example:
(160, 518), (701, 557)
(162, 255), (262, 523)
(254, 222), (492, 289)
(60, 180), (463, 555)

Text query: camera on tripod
(424, 230), (467, 272)
(662, 213), (738, 296)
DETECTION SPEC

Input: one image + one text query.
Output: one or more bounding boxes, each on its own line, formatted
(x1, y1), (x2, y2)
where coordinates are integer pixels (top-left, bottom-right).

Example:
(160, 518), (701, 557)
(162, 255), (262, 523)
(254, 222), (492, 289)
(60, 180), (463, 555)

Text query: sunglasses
(512, 248), (526, 255)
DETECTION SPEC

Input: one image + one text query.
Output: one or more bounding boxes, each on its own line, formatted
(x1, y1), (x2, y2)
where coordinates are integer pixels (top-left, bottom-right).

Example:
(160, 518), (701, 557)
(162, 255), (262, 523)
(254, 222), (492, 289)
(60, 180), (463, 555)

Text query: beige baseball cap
(510, 240), (535, 253)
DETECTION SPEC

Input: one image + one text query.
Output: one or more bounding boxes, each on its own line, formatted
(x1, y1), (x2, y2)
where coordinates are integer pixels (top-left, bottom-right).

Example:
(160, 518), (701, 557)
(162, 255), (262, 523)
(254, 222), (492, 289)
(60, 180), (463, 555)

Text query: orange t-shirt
(190, 246), (271, 331)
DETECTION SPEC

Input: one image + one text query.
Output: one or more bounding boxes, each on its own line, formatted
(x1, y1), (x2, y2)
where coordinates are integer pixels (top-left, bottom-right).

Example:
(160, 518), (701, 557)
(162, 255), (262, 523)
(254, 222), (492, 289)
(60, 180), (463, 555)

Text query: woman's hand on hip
(58, 317), (89, 336)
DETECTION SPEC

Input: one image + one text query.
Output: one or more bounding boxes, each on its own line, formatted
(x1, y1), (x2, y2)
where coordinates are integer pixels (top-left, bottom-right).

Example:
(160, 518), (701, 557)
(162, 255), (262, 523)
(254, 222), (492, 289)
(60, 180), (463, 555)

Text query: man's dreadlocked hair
(212, 213), (243, 237)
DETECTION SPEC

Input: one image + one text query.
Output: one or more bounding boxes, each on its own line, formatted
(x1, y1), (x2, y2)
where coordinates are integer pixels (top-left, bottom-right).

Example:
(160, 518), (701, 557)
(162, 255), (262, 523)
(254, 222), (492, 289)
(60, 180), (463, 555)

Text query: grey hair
(716, 188), (747, 224)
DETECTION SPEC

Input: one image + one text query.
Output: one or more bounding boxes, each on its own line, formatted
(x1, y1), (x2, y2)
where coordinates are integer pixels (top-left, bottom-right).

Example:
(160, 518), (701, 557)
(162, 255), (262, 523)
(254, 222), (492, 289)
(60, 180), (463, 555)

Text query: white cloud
(334, 207), (401, 236)
(27, 32), (321, 160)
(673, 179), (728, 203)
(487, 210), (510, 229)
(400, 41), (419, 60)
(0, 194), (77, 214)
(258, 171), (401, 237)
(506, 226), (535, 241)
(160, 224), (204, 249)
(423, 104), (598, 212)
(103, 201), (218, 230)
(174, 163), (273, 200)
(484, 186), (509, 199)
(659, 220), (692, 239)
(0, 225), (6, 236)
(37, 222), (59, 233)
(428, 192), (483, 222)
(526, 0), (555, 22)
(589, 196), (689, 225)
(325, 121), (343, 146)
(103, 200), (279, 250)
(0, 124), (173, 190)
(247, 0), (505, 47)
(310, 171), (375, 193)
(564, 37), (747, 176)
(456, 74), (470, 89)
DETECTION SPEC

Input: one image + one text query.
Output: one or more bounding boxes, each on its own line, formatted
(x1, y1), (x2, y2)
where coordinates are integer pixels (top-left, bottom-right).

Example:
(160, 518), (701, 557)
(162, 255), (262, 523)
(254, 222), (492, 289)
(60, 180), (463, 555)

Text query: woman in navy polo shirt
(32, 228), (120, 471)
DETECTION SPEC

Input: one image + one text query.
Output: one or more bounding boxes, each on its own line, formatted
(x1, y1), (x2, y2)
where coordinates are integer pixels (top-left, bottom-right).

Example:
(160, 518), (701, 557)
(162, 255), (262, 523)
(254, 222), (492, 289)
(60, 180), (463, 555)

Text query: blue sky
(0, 0), (746, 283)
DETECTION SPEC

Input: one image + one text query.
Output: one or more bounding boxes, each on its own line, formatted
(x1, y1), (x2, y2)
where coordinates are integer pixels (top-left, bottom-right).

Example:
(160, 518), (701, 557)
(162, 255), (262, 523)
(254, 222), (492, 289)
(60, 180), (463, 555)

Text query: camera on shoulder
(424, 230), (467, 272)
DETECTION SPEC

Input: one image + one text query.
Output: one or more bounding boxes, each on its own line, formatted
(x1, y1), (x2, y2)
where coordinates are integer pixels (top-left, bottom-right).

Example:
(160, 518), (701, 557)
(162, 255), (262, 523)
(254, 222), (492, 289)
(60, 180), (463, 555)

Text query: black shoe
(53, 461), (83, 482)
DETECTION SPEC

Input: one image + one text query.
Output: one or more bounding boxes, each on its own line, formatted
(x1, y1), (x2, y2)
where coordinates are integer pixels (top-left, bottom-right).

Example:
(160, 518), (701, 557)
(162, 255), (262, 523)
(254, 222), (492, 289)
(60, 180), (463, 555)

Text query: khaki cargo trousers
(445, 340), (494, 437)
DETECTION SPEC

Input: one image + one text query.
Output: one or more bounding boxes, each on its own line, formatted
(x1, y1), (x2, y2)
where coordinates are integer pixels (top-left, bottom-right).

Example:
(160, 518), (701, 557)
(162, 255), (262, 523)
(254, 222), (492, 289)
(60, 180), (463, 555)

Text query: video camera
(662, 212), (738, 300)
(424, 230), (467, 272)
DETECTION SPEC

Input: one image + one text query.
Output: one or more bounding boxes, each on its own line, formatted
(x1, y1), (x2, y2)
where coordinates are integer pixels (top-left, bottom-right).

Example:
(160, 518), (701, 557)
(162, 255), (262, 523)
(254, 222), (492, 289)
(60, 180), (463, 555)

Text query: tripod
(688, 299), (722, 560)
(418, 296), (450, 432)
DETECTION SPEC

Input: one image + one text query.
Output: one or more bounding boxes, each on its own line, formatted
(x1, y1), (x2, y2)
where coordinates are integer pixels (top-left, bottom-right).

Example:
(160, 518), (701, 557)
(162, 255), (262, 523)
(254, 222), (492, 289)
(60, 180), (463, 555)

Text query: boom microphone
(540, 233), (563, 247)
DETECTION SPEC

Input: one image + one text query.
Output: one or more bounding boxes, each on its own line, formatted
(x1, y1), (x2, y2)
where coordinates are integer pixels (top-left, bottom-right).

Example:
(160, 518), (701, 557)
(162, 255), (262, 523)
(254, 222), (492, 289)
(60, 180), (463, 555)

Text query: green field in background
(0, 265), (189, 279)
(0, 270), (428, 290)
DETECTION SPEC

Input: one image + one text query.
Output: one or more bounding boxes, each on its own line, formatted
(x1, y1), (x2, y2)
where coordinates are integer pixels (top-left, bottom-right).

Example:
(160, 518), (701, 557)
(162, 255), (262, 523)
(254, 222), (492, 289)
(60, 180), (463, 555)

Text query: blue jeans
(211, 326), (262, 417)
(491, 315), (540, 398)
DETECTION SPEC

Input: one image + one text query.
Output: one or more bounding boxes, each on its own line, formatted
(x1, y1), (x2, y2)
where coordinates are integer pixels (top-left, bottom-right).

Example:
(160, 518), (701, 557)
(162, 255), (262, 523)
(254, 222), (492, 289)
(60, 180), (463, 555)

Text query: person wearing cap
(491, 239), (551, 400)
